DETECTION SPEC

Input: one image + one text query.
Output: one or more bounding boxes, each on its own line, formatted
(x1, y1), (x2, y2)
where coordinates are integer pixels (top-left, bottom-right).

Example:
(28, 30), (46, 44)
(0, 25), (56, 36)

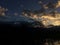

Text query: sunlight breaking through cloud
(22, 0), (60, 28)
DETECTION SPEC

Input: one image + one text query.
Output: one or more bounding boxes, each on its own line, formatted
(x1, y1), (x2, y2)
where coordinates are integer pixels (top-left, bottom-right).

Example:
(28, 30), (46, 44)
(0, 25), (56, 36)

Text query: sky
(0, 0), (59, 22)
(0, 0), (40, 15)
(0, 0), (58, 15)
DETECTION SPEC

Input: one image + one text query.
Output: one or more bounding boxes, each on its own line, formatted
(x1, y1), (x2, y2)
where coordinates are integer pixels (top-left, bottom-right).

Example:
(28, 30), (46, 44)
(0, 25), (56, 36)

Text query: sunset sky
(0, 0), (59, 22)
(0, 0), (58, 15)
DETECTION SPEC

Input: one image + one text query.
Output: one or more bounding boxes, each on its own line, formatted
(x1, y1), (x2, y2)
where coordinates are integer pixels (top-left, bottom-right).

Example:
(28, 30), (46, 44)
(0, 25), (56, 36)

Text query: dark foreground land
(0, 22), (60, 45)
